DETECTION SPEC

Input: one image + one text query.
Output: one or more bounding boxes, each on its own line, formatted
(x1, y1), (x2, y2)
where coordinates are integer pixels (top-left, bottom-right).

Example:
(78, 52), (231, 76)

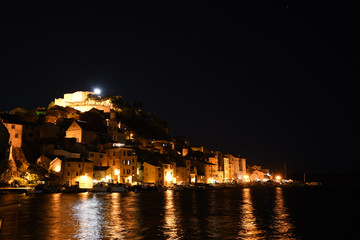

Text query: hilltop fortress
(54, 91), (117, 113)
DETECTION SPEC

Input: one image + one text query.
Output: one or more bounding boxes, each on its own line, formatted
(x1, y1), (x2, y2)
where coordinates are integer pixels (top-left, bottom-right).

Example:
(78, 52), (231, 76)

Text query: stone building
(89, 147), (137, 184)
(54, 91), (115, 113)
(1, 119), (38, 148)
(61, 158), (94, 187)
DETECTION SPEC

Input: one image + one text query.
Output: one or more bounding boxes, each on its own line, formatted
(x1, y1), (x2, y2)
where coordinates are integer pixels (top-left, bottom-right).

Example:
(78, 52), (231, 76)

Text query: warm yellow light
(125, 176), (132, 183)
(114, 169), (120, 175)
(165, 172), (172, 181)
(243, 175), (250, 182)
(276, 175), (281, 180)
(54, 165), (61, 173)
(79, 175), (93, 188)
(105, 175), (112, 182)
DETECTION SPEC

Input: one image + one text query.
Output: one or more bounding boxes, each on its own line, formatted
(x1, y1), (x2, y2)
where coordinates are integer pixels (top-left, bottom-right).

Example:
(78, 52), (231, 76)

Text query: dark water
(1, 186), (359, 239)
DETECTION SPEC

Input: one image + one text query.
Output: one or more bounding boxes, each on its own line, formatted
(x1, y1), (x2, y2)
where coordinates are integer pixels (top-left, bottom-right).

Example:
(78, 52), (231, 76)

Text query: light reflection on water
(0, 188), (316, 239)
(105, 193), (125, 239)
(271, 187), (296, 239)
(163, 190), (181, 239)
(238, 188), (265, 240)
(48, 193), (61, 239)
(72, 193), (105, 239)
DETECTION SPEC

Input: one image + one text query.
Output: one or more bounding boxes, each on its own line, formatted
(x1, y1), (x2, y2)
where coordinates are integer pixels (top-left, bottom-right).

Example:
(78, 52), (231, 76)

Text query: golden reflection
(48, 193), (61, 239)
(104, 193), (126, 239)
(238, 188), (264, 240)
(163, 190), (180, 239)
(72, 193), (105, 239)
(271, 187), (296, 239)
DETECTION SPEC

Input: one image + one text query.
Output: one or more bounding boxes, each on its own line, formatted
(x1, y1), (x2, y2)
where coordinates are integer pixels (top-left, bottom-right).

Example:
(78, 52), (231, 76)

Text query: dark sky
(0, 1), (358, 175)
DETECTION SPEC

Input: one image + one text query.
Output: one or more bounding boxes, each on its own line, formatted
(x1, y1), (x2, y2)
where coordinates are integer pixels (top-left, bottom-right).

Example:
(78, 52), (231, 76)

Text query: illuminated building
(61, 158), (94, 187)
(106, 110), (126, 143)
(90, 147), (137, 184)
(174, 159), (191, 184)
(247, 165), (271, 182)
(65, 120), (107, 144)
(208, 155), (220, 183)
(54, 91), (116, 113)
(143, 161), (176, 186)
(224, 154), (247, 182)
(1, 119), (38, 148)
(36, 155), (63, 173)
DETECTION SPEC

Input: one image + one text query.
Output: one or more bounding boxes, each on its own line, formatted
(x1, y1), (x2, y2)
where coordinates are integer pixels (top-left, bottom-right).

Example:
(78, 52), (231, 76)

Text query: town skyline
(1, 89), (278, 188)
(1, 1), (358, 175)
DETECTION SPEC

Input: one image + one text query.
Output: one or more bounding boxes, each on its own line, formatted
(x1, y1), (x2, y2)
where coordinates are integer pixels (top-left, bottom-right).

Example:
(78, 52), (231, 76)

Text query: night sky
(0, 1), (358, 175)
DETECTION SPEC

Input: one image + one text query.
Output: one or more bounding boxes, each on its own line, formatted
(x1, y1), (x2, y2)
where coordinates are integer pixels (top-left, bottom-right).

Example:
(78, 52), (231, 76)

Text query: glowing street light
(275, 175), (282, 182)
(243, 175), (250, 182)
(94, 88), (101, 95)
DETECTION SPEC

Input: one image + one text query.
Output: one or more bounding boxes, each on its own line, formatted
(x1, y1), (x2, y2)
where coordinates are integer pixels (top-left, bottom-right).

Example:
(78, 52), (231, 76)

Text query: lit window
(127, 160), (130, 165)
(123, 160), (126, 165)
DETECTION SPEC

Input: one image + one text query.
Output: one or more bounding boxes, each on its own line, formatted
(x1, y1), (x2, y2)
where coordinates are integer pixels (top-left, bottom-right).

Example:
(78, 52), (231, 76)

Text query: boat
(91, 183), (109, 192)
(110, 184), (127, 192)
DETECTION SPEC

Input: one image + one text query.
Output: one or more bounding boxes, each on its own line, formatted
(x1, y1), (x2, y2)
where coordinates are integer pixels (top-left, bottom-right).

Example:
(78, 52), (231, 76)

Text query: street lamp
(94, 88), (101, 95)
